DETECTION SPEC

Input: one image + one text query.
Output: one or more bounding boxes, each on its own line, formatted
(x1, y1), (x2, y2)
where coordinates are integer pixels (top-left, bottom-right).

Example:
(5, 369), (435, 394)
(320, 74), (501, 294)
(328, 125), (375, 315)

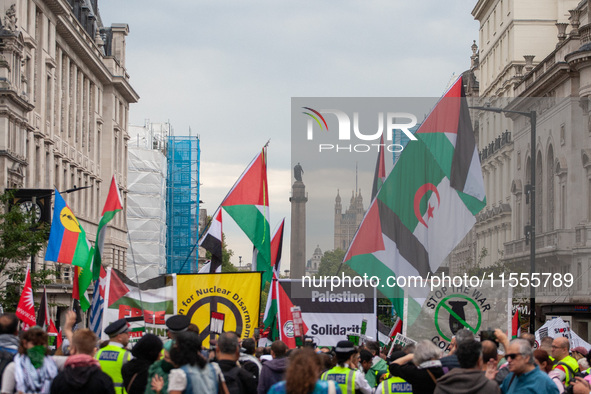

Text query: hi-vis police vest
(553, 355), (579, 387)
(96, 343), (131, 394)
(381, 376), (413, 394)
(322, 365), (356, 394)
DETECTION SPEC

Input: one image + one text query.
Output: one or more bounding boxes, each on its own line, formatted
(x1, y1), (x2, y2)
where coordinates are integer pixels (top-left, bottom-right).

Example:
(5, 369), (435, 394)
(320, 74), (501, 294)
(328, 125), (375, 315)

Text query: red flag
(48, 319), (58, 334)
(389, 317), (402, 338)
(512, 310), (521, 338)
(277, 280), (308, 348)
(56, 327), (63, 349)
(16, 265), (35, 327)
(270, 219), (285, 272)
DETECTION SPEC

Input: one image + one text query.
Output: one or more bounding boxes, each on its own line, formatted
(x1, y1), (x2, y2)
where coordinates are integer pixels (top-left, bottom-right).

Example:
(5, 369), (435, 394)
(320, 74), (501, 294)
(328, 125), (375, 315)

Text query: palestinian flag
(344, 76), (486, 325)
(512, 310), (521, 338)
(221, 147), (271, 286)
(93, 176), (123, 280)
(198, 207), (223, 273)
(371, 135), (387, 201)
(262, 219), (286, 340)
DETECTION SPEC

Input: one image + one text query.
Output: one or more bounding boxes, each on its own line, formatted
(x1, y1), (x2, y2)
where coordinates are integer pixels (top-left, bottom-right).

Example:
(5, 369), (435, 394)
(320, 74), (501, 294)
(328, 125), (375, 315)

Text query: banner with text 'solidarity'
(282, 279), (376, 346)
(177, 272), (262, 348)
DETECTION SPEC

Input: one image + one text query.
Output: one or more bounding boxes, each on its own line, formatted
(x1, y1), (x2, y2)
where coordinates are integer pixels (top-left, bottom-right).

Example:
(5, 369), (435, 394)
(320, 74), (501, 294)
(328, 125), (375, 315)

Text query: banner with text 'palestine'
(177, 272), (261, 348)
(281, 279), (376, 346)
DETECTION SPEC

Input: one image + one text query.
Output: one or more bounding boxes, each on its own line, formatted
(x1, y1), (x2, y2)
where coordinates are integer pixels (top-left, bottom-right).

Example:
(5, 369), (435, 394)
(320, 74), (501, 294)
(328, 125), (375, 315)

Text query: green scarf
(27, 345), (46, 369)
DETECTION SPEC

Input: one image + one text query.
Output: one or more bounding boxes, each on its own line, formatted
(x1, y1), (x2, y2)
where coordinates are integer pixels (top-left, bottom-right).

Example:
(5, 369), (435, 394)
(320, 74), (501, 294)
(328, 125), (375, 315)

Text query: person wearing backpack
(216, 332), (257, 394)
(167, 331), (228, 394)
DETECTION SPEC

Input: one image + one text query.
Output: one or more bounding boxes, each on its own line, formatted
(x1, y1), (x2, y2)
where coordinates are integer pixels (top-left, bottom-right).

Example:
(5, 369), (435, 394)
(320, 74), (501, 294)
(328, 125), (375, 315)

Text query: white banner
(534, 317), (591, 349)
(280, 279), (376, 347)
(407, 281), (511, 352)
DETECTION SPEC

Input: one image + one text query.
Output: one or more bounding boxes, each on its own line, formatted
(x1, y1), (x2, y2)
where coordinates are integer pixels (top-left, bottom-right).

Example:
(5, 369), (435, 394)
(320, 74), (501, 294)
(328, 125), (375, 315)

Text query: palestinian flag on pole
(93, 175), (123, 280)
(343, 76), (486, 325)
(512, 310), (521, 338)
(198, 207), (223, 273)
(221, 147), (271, 287)
(262, 219), (286, 340)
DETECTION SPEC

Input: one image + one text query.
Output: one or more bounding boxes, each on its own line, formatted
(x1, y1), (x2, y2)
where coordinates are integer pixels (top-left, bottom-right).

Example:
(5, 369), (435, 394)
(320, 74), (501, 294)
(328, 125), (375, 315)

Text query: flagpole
(402, 295), (409, 336)
(126, 230), (146, 331)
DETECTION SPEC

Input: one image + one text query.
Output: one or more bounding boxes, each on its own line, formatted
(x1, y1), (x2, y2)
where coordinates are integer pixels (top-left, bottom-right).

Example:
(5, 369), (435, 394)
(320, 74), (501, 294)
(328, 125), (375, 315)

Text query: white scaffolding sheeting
(127, 144), (167, 281)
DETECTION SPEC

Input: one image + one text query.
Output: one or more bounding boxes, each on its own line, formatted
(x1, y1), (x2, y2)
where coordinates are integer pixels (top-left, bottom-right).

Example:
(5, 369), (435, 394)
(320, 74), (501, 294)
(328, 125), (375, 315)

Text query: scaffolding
(166, 136), (200, 274)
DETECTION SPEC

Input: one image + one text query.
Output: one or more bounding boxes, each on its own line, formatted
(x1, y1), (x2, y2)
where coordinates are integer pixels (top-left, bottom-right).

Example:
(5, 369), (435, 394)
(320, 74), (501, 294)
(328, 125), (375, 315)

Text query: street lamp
(469, 105), (537, 334)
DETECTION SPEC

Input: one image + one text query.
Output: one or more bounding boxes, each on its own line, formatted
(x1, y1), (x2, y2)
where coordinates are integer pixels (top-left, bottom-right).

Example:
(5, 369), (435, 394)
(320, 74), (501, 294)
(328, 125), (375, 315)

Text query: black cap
(104, 318), (130, 337)
(335, 340), (356, 356)
(166, 315), (191, 333)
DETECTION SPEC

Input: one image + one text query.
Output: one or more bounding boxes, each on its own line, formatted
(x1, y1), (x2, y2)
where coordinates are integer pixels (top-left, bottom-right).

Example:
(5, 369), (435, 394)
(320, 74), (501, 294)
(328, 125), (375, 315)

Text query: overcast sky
(99, 1), (479, 272)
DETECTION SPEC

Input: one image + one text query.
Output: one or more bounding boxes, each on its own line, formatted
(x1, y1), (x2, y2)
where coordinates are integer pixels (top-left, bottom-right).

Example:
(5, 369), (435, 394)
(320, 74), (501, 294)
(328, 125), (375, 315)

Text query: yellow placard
(176, 272), (261, 348)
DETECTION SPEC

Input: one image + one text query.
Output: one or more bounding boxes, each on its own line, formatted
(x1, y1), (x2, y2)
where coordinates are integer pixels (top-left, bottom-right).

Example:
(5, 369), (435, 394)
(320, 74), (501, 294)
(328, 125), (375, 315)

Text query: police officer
(376, 351), (413, 393)
(96, 318), (132, 394)
(165, 314), (191, 339)
(321, 340), (372, 394)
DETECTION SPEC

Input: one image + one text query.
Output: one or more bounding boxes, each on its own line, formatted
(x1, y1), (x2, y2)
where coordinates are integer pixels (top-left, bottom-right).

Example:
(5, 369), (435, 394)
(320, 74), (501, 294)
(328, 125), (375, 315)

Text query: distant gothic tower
(334, 189), (365, 250)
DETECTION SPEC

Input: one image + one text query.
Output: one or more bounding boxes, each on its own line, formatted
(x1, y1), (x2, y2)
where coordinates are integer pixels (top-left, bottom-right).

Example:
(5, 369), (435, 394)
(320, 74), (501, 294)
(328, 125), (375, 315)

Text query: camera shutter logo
(434, 294), (482, 342)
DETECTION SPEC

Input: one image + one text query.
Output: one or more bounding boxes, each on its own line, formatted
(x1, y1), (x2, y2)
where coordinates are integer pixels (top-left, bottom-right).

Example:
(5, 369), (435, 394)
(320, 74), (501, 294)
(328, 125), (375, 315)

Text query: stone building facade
(0, 0), (138, 315)
(451, 0), (591, 339)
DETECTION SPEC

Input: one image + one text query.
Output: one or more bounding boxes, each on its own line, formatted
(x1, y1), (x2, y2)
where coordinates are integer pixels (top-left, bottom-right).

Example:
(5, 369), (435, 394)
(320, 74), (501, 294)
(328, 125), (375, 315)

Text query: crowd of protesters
(1, 313), (591, 394)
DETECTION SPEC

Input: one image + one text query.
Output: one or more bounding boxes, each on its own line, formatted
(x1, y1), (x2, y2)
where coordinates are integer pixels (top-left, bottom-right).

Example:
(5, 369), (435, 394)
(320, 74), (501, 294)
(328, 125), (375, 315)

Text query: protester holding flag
(268, 348), (341, 394)
(320, 340), (372, 394)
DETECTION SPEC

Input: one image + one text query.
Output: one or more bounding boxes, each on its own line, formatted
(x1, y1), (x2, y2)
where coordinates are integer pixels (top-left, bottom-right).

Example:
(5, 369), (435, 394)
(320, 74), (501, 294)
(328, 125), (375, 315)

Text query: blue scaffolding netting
(166, 136), (200, 274)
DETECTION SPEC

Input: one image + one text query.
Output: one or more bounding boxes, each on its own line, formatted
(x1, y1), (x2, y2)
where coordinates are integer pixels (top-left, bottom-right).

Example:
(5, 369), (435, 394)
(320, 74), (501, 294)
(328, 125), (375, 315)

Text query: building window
(547, 146), (554, 231)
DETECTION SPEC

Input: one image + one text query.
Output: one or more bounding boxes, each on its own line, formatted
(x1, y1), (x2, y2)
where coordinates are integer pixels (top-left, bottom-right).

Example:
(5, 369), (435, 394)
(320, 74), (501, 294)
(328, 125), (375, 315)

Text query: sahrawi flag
(198, 207), (223, 273)
(16, 265), (35, 327)
(45, 190), (93, 309)
(93, 176), (123, 280)
(344, 76), (486, 325)
(221, 147), (271, 287)
(262, 219), (286, 340)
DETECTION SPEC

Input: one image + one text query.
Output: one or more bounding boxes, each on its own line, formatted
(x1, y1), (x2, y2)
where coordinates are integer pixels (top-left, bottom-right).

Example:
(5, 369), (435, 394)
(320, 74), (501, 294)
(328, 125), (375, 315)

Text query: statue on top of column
(294, 162), (304, 182)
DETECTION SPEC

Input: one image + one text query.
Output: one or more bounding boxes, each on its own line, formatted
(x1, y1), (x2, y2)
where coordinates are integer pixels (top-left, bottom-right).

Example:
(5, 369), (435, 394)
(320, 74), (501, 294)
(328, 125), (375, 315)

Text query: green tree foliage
(0, 190), (53, 311)
(316, 248), (357, 277)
